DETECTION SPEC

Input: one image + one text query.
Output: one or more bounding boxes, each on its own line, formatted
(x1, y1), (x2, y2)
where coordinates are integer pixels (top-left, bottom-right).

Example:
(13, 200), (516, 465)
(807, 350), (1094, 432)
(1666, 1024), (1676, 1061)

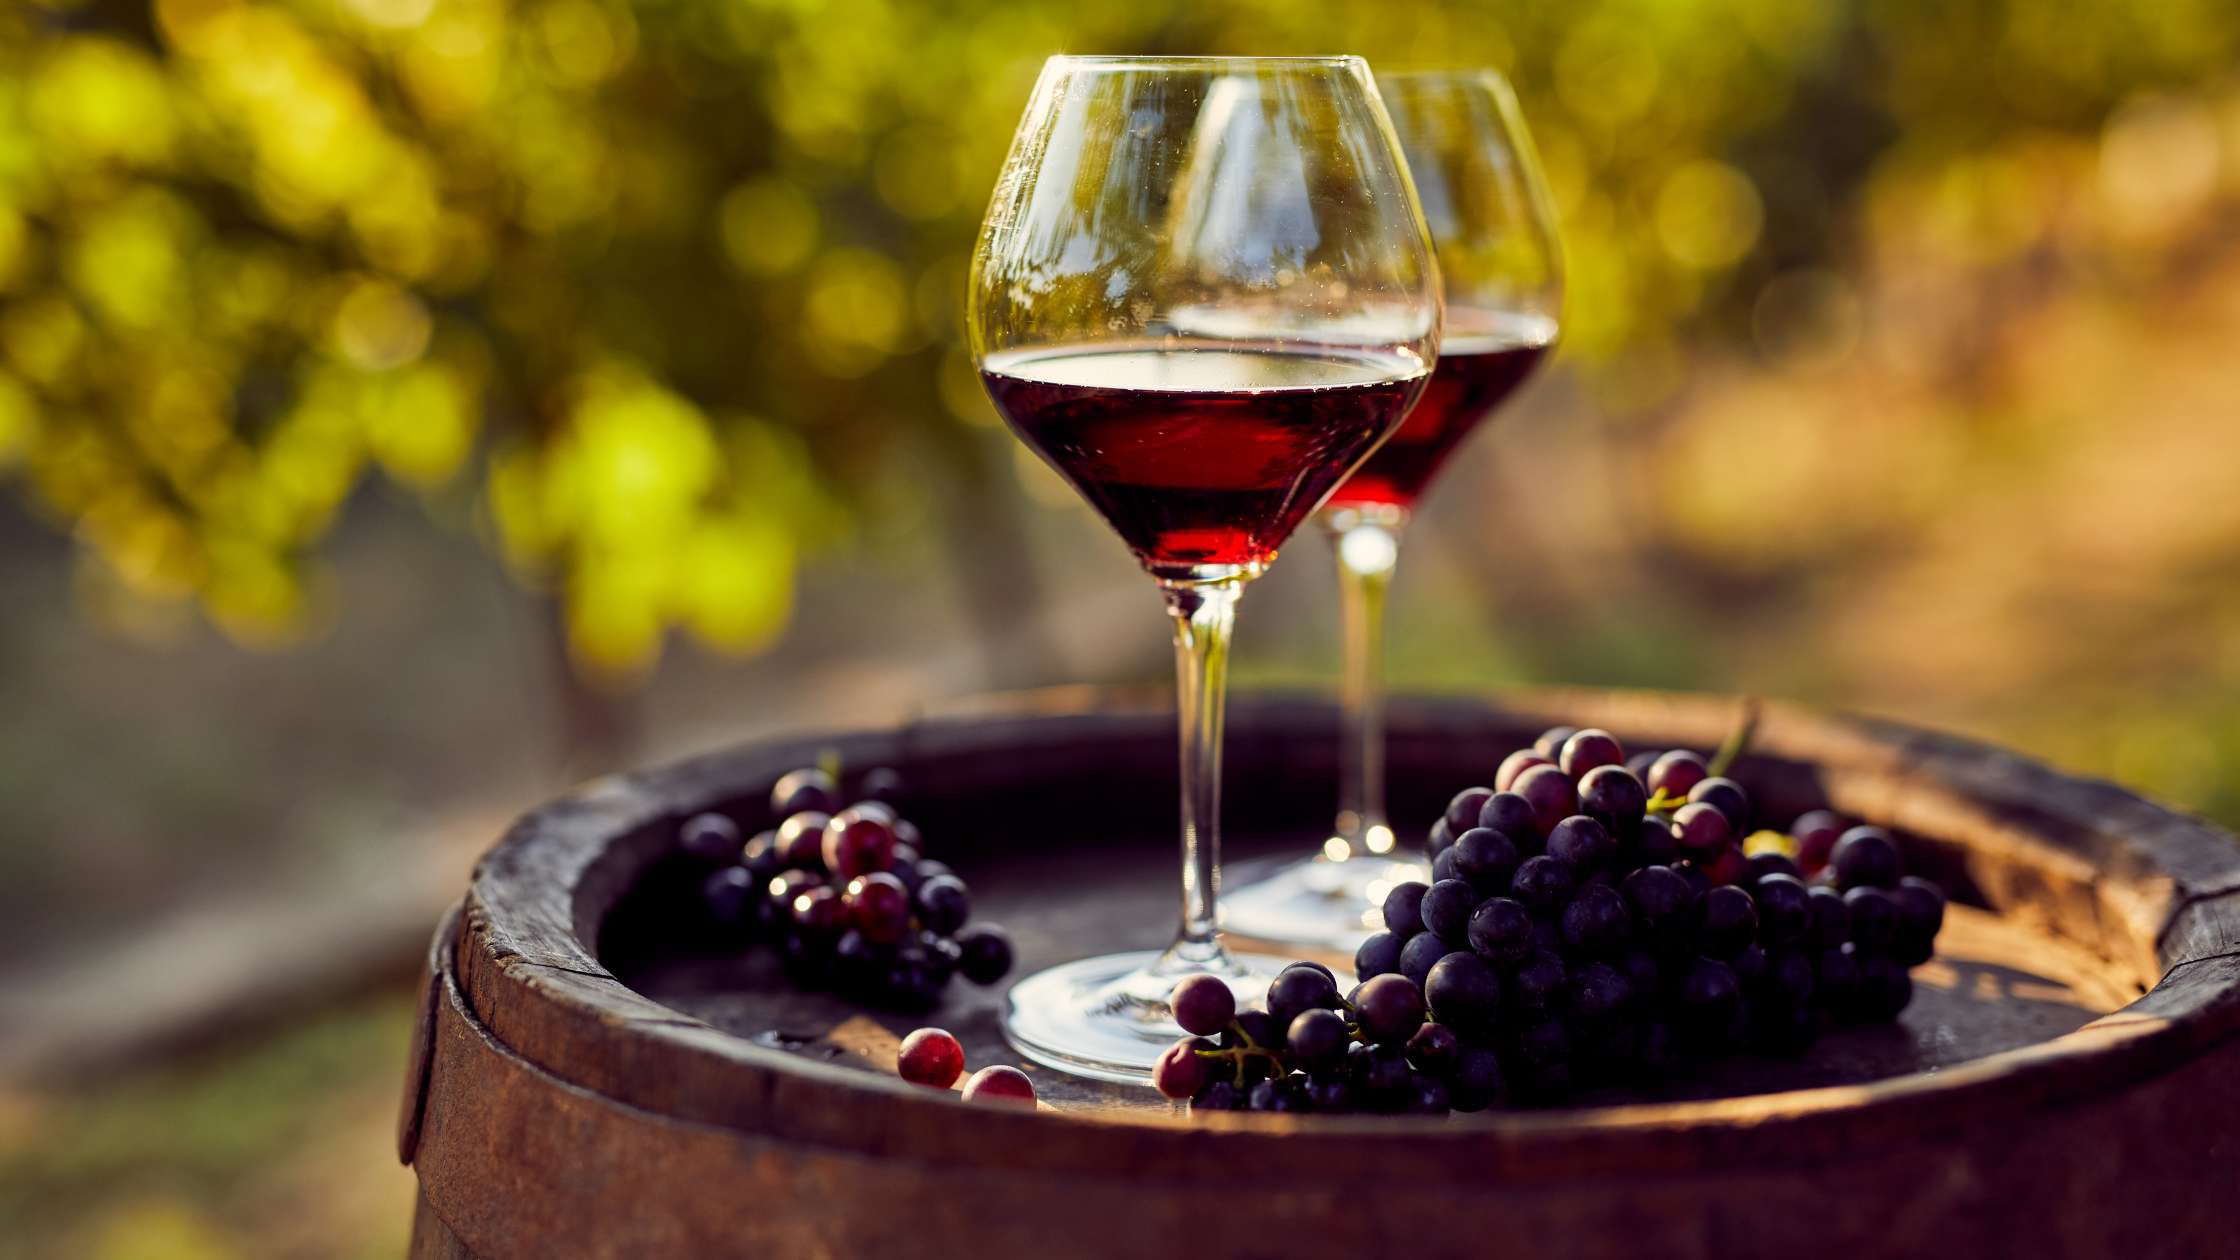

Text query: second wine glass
(971, 55), (1440, 1080)
(1222, 68), (1563, 950)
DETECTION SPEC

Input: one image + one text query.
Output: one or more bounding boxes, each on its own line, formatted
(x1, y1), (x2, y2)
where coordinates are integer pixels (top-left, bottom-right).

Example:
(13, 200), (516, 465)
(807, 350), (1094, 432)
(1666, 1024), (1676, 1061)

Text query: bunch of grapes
(677, 765), (1015, 1011)
(1156, 725), (1948, 1115)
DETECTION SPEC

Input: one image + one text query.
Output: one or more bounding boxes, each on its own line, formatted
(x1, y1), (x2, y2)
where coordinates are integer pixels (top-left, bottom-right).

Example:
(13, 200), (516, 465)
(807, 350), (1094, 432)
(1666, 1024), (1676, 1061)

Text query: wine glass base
(1003, 948), (1296, 1084)
(1220, 852), (1428, 952)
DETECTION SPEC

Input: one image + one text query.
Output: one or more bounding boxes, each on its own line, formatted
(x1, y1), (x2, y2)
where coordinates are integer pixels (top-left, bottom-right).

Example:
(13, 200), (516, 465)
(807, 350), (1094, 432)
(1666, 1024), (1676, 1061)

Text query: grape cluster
(1156, 725), (1949, 1115)
(679, 765), (1015, 1011)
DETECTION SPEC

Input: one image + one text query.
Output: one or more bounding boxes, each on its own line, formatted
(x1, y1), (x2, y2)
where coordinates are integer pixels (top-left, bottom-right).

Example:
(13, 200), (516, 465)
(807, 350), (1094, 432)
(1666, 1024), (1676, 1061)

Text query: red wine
(981, 344), (1427, 577)
(1324, 311), (1555, 511)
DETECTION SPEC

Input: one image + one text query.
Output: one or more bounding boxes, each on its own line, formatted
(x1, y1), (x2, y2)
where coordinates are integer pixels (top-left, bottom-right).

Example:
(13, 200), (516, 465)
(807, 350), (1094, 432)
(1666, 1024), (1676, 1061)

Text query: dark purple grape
(1514, 1016), (1571, 1067)
(1350, 1041), (1412, 1097)
(822, 807), (898, 882)
(1430, 847), (1462, 884)
(1426, 817), (1455, 859)
(1496, 750), (1553, 793)
(914, 874), (970, 935)
(1404, 1021), (1459, 1076)
(1761, 948), (1817, 1006)
(1746, 852), (1803, 884)
(1266, 964), (1340, 1029)
(1620, 948), (1662, 997)
(1632, 816), (1679, 866)
(914, 859), (955, 885)
(1561, 884), (1632, 957)
(897, 1027), (965, 1088)
(1559, 729), (1625, 778)
(1306, 1077), (1354, 1114)
(1382, 881), (1430, 938)
(1566, 960), (1633, 1026)
(1226, 1010), (1287, 1053)
(1529, 913), (1564, 953)
(955, 924), (1013, 984)
(1452, 827), (1521, 895)
(1447, 1047), (1504, 1111)
(1697, 885), (1758, 958)
(1622, 864), (1691, 924)
(1421, 878), (1479, 940)
(1444, 786), (1495, 834)
(1578, 765), (1648, 832)
(1355, 930), (1404, 981)
(1152, 1038), (1210, 1099)
(1751, 872), (1812, 945)
(1513, 765), (1579, 836)
(1407, 1073), (1452, 1115)
(1244, 1078), (1286, 1113)
(1625, 749), (1660, 778)
(1729, 942), (1767, 989)
(741, 830), (781, 879)
(1674, 861), (1712, 899)
(1844, 886), (1897, 949)
(1193, 1079), (1242, 1112)
(1511, 854), (1576, 912)
(1546, 815), (1614, 875)
(771, 768), (840, 818)
(1806, 885), (1851, 949)
(1400, 931), (1461, 988)
(1288, 960), (1337, 985)
(1815, 945), (1861, 1010)
(1856, 952), (1914, 1020)
(858, 766), (906, 805)
(700, 865), (759, 929)
(1677, 957), (1742, 1029)
(1477, 790), (1539, 841)
(679, 812), (744, 864)
(1355, 973), (1427, 1045)
(1532, 726), (1578, 759)
(1647, 750), (1709, 799)
(1792, 809), (1844, 873)
(1424, 952), (1502, 1036)
(774, 810), (831, 870)
(1467, 896), (1533, 963)
(1509, 949), (1567, 1012)
(1832, 826), (1903, 890)
(1671, 802), (1732, 856)
(1169, 974), (1237, 1037)
(1288, 1008), (1350, 1070)
(1890, 876), (1947, 965)
(892, 818), (922, 852)
(1688, 777), (1752, 830)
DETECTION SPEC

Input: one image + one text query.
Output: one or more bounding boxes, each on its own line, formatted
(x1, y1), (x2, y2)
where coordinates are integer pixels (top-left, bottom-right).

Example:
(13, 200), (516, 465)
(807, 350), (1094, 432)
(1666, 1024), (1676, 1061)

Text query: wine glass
(1222, 68), (1563, 950)
(971, 55), (1441, 1081)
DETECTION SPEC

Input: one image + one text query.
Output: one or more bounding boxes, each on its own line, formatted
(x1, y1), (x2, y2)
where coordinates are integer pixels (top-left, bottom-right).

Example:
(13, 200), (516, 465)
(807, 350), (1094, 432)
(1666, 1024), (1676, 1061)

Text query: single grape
(1546, 815), (1614, 876)
(1647, 750), (1710, 799)
(1152, 1038), (1210, 1100)
(1729, 942), (1768, 990)
(1467, 896), (1534, 963)
(1447, 1047), (1505, 1111)
(955, 924), (1014, 984)
(822, 807), (898, 882)
(1246, 1079), (1283, 1113)
(1751, 872), (1812, 946)
(1511, 854), (1577, 912)
(1688, 777), (1752, 830)
(679, 812), (745, 864)
(771, 768), (840, 818)
(1193, 1079), (1242, 1112)
(843, 873), (911, 944)
(1855, 952), (1914, 1020)
(1382, 881), (1431, 938)
(892, 818), (922, 852)
(1561, 884), (1632, 957)
(1566, 960), (1634, 1026)
(1452, 828), (1522, 896)
(914, 859), (956, 885)
(1677, 957), (1742, 1029)
(791, 885), (848, 939)
(858, 767), (907, 805)
(1426, 817), (1455, 860)
(1407, 1074), (1452, 1115)
(1579, 765), (1648, 833)
(1805, 885), (1851, 949)
(1430, 847), (1462, 884)
(1815, 944), (1862, 1011)
(1477, 791), (1540, 842)
(960, 1065), (1036, 1107)
(1405, 1021), (1459, 1075)
(1832, 826), (1903, 890)
(1444, 786), (1496, 834)
(1532, 726), (1578, 759)
(1399, 931), (1461, 988)
(1790, 809), (1845, 872)
(1420, 878), (1480, 941)
(1632, 816), (1679, 867)
(1844, 886), (1897, 949)
(897, 1027), (965, 1088)
(1890, 876), (1947, 965)
(774, 810), (832, 870)
(1745, 852), (1803, 884)
(1761, 948), (1817, 1006)
(1621, 864), (1691, 925)
(1671, 802), (1732, 856)
(1266, 964), (1340, 1029)
(700, 866), (759, 930)
(741, 830), (781, 880)
(1620, 948), (1663, 997)
(1513, 765), (1579, 836)
(1355, 930), (1404, 981)
(1697, 885), (1758, 958)
(1288, 960), (1337, 985)
(1350, 1041), (1412, 1099)
(1514, 1017), (1571, 1067)
(1674, 861), (1712, 899)
(1425, 952), (1502, 1036)
(1169, 973), (1237, 1037)
(1700, 845), (1747, 887)
(1509, 949), (1568, 1012)
(1355, 973), (1428, 1045)
(1625, 749), (1661, 778)
(914, 874), (971, 935)
(1559, 729), (1625, 778)
(916, 931), (962, 980)
(1496, 750), (1553, 793)
(1287, 1008), (1350, 1071)
(1305, 1076), (1354, 1114)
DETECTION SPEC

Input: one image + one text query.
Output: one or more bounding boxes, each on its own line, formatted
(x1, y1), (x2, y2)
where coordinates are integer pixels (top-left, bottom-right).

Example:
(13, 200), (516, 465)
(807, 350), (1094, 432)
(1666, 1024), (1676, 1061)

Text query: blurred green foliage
(0, 0), (2232, 679)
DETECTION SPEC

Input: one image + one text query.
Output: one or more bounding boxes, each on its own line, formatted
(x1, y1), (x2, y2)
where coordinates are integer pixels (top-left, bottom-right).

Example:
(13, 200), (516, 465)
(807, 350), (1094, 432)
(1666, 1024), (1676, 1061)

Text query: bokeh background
(4, 0), (2238, 1254)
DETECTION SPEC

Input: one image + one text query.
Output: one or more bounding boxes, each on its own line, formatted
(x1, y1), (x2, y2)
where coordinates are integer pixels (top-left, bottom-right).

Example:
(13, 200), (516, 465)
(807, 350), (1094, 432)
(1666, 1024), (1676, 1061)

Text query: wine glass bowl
(1222, 68), (1565, 950)
(971, 55), (1440, 1081)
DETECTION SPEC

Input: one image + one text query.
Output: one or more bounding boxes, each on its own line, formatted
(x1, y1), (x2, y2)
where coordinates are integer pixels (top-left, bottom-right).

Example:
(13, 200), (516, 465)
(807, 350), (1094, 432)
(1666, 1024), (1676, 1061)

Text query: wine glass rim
(1047, 54), (1367, 70)
(1375, 66), (1518, 89)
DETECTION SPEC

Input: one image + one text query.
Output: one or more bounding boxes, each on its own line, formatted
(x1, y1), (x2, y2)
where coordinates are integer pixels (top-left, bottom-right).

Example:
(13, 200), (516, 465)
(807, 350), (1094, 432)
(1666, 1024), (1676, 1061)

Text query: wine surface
(1324, 311), (1555, 511)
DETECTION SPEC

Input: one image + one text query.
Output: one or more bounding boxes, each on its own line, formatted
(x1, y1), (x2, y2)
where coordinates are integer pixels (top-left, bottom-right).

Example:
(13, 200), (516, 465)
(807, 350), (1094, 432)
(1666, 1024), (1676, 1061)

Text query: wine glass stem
(1162, 578), (1242, 965)
(1333, 516), (1403, 859)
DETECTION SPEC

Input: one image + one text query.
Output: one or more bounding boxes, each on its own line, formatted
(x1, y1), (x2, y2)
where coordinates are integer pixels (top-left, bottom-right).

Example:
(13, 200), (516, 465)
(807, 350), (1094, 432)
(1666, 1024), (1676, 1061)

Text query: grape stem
(1705, 699), (1761, 779)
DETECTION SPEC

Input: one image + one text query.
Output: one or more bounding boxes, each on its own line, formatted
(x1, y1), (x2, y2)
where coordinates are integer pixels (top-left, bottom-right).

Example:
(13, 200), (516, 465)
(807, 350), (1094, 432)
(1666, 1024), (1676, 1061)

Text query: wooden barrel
(398, 688), (2240, 1259)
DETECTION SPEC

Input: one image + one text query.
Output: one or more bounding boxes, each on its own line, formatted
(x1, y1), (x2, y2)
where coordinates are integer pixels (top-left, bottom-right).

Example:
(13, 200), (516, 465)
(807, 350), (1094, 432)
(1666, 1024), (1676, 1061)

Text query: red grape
(1646, 750), (1708, 799)
(1153, 1039), (1211, 1099)
(1558, 728), (1624, 778)
(845, 872), (911, 943)
(1169, 974), (1236, 1037)
(822, 807), (897, 882)
(1790, 808), (1845, 872)
(960, 1064), (1037, 1107)
(1495, 750), (1551, 792)
(1512, 764), (1578, 835)
(897, 1027), (965, 1088)
(774, 810), (831, 870)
